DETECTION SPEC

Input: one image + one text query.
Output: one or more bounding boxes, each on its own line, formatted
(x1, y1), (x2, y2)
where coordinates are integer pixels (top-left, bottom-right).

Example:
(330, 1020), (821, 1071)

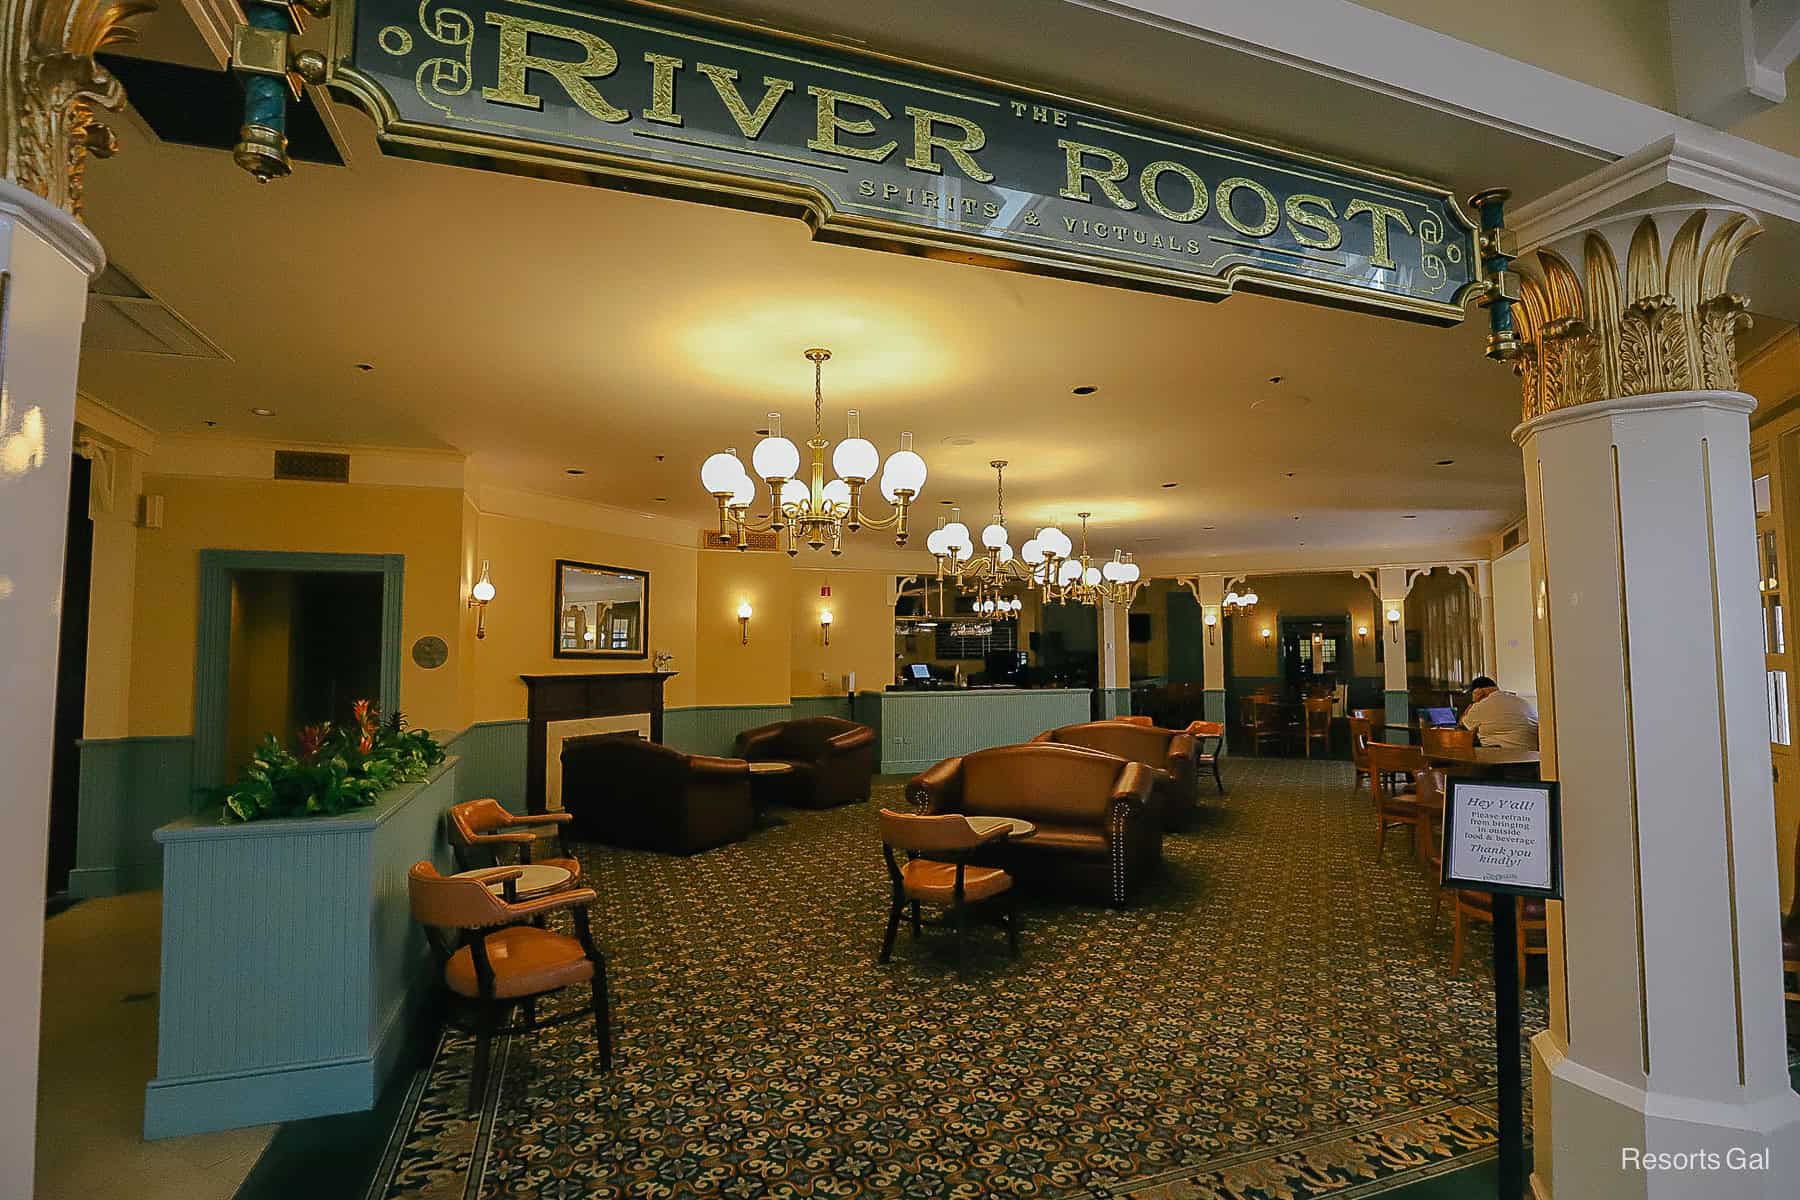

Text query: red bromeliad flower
(358, 732), (375, 754)
(352, 699), (373, 727)
(298, 723), (330, 760)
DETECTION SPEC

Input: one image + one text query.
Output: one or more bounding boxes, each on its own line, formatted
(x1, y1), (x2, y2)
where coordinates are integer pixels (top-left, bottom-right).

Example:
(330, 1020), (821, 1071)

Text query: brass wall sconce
(1260, 626), (1272, 642)
(1385, 605), (1402, 641)
(468, 560), (496, 640)
(738, 600), (754, 644)
(820, 608), (833, 645)
(1203, 608), (1218, 645)
(1357, 624), (1369, 645)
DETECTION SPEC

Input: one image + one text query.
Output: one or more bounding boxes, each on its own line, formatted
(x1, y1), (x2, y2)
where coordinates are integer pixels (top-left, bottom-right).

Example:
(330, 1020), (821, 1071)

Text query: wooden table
(747, 760), (794, 826)
(1426, 746), (1541, 779)
(966, 816), (1036, 840)
(458, 863), (572, 899)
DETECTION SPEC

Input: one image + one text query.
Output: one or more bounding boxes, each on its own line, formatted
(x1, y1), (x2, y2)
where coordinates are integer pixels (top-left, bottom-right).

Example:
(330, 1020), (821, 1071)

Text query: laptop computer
(1420, 705), (1458, 728)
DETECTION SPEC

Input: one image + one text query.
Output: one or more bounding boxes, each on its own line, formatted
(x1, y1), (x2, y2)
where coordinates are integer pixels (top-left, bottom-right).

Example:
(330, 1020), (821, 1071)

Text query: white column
(1508, 205), (1800, 1198)
(1377, 566), (1409, 733)
(0, 182), (105, 1200)
(1475, 559), (1498, 679)
(1098, 600), (1128, 716)
(1182, 573), (1227, 722)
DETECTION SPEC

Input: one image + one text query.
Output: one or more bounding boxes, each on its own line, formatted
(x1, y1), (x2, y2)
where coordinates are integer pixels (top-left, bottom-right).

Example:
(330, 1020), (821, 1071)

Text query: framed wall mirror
(554, 560), (649, 658)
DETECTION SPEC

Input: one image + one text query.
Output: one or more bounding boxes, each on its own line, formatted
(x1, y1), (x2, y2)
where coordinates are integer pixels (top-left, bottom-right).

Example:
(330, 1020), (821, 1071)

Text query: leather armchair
(560, 735), (755, 854)
(1032, 720), (1198, 829)
(732, 716), (877, 808)
(907, 743), (1160, 906)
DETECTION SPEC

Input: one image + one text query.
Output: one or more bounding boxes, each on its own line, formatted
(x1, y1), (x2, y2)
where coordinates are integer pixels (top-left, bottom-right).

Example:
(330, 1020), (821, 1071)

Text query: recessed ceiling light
(1283, 471), (1296, 478)
(1292, 514), (1302, 521)
(753, 428), (770, 437)
(1435, 458), (1456, 466)
(203, 419), (219, 428)
(942, 435), (977, 447)
(1072, 385), (1098, 395)
(653, 497), (669, 503)
(355, 363), (375, 372)
(1403, 514), (1418, 519)
(566, 468), (586, 476)
(1203, 525), (1215, 531)
(1161, 482), (1178, 488)
(250, 407), (275, 417)
(1268, 375), (1284, 384)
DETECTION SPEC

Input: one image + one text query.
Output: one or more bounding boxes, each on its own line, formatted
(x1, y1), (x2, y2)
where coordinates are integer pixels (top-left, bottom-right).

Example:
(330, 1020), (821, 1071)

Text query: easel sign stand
(1438, 777), (1563, 1200)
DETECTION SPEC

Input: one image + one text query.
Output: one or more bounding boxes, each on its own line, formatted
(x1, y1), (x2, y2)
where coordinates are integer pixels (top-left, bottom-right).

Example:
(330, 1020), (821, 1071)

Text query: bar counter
(851, 687), (1093, 776)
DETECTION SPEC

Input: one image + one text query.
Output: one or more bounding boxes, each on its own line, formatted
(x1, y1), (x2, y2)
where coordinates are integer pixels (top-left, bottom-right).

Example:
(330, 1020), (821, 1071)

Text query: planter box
(143, 757), (459, 1139)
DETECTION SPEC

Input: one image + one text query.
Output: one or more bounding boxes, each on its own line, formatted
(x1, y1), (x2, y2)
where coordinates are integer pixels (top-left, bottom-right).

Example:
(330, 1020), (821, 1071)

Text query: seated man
(1460, 675), (1539, 749)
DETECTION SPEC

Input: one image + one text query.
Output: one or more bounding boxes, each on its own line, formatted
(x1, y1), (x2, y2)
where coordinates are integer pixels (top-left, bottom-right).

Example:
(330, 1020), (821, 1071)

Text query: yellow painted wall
(790, 569), (894, 697)
(1492, 544), (1537, 705)
(1224, 573), (1383, 680)
(695, 549), (792, 706)
(224, 572), (295, 774)
(468, 511), (700, 720)
(127, 477), (467, 736)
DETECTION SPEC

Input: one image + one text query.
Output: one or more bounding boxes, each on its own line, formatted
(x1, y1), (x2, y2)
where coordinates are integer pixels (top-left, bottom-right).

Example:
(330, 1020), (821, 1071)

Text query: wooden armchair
(1366, 742), (1432, 862)
(1241, 696), (1285, 756)
(408, 862), (612, 1111)
(1186, 720), (1225, 794)
(447, 798), (581, 883)
(1348, 715), (1374, 789)
(1303, 696), (1333, 757)
(877, 809), (1019, 973)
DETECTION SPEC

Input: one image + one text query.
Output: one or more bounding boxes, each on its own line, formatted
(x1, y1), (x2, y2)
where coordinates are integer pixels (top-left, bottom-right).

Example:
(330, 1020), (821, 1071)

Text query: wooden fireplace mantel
(520, 671), (676, 813)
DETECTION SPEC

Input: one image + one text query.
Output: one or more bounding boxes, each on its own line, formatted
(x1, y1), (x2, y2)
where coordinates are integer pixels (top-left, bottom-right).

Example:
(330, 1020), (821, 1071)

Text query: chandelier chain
(814, 356), (824, 439)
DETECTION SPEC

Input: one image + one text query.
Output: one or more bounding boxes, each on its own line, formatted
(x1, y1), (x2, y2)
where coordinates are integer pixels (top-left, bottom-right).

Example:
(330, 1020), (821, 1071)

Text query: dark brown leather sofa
(732, 715), (877, 808)
(559, 735), (755, 854)
(1032, 720), (1198, 829)
(907, 743), (1160, 906)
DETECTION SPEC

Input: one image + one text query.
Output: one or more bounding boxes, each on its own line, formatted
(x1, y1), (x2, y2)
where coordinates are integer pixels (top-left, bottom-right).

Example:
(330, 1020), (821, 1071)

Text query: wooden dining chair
(1187, 720), (1226, 794)
(1421, 726), (1475, 758)
(408, 861), (611, 1111)
(1303, 696), (1333, 758)
(877, 809), (1019, 973)
(1348, 715), (1374, 789)
(1240, 696), (1282, 757)
(1451, 891), (1550, 987)
(1366, 742), (1432, 861)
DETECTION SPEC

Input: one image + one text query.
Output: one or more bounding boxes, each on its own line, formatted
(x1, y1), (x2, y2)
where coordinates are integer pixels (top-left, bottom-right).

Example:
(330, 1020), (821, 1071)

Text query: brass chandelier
(1040, 512), (1145, 607)
(700, 348), (927, 555)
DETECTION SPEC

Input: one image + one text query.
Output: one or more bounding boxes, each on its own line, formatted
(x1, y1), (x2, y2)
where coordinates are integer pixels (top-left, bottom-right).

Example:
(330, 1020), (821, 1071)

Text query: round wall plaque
(411, 635), (449, 669)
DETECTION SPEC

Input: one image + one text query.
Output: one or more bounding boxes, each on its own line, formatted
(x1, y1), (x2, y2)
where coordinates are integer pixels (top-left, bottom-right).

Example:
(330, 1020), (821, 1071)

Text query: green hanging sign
(333, 0), (1481, 322)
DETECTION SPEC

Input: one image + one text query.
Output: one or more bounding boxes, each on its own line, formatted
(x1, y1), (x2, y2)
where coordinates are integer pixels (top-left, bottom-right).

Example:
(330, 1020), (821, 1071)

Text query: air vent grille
(702, 528), (779, 551)
(274, 451), (351, 483)
(82, 263), (228, 360)
(1501, 521), (1525, 552)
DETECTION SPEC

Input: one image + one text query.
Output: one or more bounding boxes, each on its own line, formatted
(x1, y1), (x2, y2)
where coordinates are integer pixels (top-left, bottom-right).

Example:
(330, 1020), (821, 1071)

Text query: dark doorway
(1280, 615), (1350, 693)
(47, 457), (93, 897)
(224, 570), (384, 778)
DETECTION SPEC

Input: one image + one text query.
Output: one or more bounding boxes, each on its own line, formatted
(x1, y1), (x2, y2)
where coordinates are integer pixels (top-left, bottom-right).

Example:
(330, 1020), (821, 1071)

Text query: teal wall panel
(69, 736), (196, 898)
(1098, 688), (1131, 719)
(867, 689), (1092, 775)
(663, 704), (791, 757)
(788, 695), (854, 722)
(1202, 689), (1227, 723)
(145, 759), (458, 1138)
(443, 720), (528, 814)
(1385, 690), (1413, 742)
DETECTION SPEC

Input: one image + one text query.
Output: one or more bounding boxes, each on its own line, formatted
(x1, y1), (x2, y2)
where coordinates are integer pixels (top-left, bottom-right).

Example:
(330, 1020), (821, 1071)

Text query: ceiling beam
(1669, 0), (1800, 127)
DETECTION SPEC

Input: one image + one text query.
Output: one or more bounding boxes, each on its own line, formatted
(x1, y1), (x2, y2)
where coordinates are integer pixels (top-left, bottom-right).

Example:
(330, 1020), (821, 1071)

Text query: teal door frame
(194, 551), (405, 788)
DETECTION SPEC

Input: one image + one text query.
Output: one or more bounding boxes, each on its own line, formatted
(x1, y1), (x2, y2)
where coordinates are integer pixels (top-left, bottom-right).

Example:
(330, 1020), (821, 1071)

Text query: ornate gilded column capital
(1510, 206), (1761, 423)
(1, 0), (157, 218)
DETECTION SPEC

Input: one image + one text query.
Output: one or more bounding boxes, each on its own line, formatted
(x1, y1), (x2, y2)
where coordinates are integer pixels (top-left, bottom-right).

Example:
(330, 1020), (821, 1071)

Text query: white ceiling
(79, 0), (1652, 566)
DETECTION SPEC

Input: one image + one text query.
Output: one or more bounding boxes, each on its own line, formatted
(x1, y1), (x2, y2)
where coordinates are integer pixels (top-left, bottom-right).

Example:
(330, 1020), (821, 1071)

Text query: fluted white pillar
(0, 181), (105, 1200)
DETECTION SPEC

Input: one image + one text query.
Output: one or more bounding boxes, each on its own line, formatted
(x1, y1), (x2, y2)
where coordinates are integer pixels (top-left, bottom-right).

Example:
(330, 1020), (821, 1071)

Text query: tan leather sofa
(1032, 720), (1198, 829)
(907, 743), (1160, 906)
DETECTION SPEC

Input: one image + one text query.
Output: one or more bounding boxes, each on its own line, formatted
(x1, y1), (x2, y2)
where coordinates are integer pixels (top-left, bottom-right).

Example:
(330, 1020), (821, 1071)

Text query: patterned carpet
(369, 758), (1547, 1199)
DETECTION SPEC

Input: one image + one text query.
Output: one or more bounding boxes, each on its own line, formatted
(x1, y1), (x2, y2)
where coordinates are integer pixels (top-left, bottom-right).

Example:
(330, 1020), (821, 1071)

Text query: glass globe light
(981, 521), (1008, 549)
(1021, 538), (1043, 564)
(1224, 590), (1240, 607)
(779, 478), (809, 509)
(954, 540), (974, 562)
(942, 520), (971, 552)
(471, 561), (496, 603)
(831, 410), (880, 481)
(980, 599), (994, 614)
(1102, 559), (1126, 582)
(728, 473), (756, 507)
(1083, 566), (1102, 586)
(1058, 559), (1083, 585)
(926, 527), (949, 556)
(1243, 590), (1260, 606)
(701, 449), (748, 495)
(752, 413), (800, 480)
(1040, 526), (1071, 558)
(996, 543), (1014, 564)
(1121, 562), (1141, 583)
(882, 433), (927, 497)
(821, 479), (851, 510)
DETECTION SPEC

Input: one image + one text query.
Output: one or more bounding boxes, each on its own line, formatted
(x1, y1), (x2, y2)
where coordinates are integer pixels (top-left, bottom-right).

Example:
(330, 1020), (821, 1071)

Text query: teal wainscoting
(144, 758), (459, 1139)
(1098, 688), (1131, 719)
(1202, 689), (1227, 723)
(1385, 690), (1413, 742)
(443, 720), (528, 814)
(788, 695), (854, 722)
(663, 704), (792, 757)
(69, 736), (197, 898)
(861, 689), (1093, 775)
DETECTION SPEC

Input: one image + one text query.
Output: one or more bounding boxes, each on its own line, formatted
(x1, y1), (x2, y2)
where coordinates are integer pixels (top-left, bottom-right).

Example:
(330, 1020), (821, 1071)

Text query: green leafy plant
(211, 700), (446, 824)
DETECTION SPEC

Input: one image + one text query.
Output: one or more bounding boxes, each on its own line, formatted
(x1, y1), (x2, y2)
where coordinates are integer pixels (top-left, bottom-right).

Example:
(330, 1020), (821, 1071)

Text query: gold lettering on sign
(903, 107), (995, 182)
(1285, 195), (1342, 250)
(1138, 160), (1207, 223)
(1058, 140), (1137, 210)
(807, 86), (899, 162)
(1345, 199), (1414, 270)
(695, 64), (793, 140)
(641, 52), (684, 126)
(482, 14), (628, 123)
(1215, 177), (1279, 237)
